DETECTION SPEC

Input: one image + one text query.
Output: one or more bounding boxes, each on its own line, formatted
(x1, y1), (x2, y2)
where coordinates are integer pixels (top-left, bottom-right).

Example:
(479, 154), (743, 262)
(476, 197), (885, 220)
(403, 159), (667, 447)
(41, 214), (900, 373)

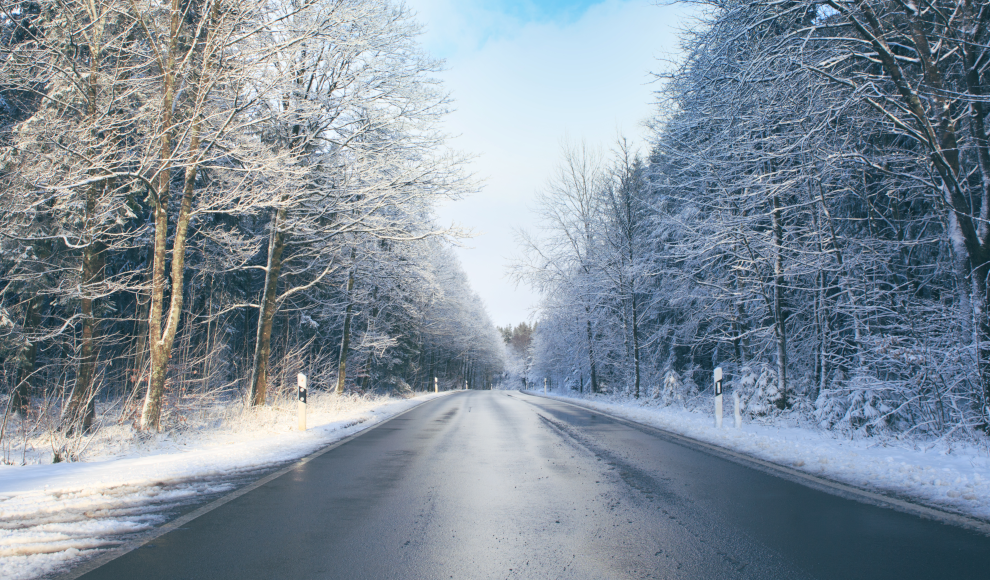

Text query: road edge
(518, 390), (990, 536)
(45, 391), (462, 580)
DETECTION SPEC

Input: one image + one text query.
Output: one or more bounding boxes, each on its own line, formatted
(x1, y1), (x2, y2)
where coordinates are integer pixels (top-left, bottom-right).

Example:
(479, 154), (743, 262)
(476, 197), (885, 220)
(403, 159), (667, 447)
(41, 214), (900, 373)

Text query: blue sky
(403, 0), (693, 327)
(407, 0), (611, 57)
(451, 0), (607, 52)
(480, 0), (604, 23)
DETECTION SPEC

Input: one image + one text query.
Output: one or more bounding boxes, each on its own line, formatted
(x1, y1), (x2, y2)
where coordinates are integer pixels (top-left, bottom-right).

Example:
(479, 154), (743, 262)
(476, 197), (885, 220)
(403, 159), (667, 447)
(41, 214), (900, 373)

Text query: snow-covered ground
(536, 390), (990, 526)
(0, 390), (451, 580)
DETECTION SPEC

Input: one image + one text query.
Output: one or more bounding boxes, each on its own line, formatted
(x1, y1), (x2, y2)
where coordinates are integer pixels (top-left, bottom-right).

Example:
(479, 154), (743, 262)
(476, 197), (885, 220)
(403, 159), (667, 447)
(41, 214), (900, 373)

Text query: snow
(0, 391), (451, 580)
(537, 390), (990, 525)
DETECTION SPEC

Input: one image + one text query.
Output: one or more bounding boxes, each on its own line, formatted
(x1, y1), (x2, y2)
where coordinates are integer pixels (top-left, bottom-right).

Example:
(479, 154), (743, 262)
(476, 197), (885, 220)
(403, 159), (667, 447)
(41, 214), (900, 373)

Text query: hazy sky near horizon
(403, 0), (692, 328)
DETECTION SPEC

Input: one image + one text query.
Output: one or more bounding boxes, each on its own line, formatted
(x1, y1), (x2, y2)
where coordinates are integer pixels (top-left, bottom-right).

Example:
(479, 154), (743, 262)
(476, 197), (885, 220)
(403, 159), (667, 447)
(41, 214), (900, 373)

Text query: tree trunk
(771, 193), (788, 408)
(249, 208), (288, 406)
(335, 256), (356, 395)
(139, 0), (221, 430)
(585, 310), (599, 394)
(65, 51), (111, 433)
(627, 242), (641, 398)
(131, 256), (153, 403)
(141, 113), (202, 431)
(815, 266), (827, 402)
(360, 350), (374, 391)
(816, 181), (864, 368)
(972, 263), (990, 419)
(359, 292), (379, 392)
(65, 236), (105, 433)
(631, 291), (641, 399)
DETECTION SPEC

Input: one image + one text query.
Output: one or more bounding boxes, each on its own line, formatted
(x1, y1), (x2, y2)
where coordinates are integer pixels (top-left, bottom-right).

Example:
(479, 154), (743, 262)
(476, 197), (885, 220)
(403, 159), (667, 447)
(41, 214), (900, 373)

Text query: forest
(518, 0), (990, 439)
(0, 0), (505, 448)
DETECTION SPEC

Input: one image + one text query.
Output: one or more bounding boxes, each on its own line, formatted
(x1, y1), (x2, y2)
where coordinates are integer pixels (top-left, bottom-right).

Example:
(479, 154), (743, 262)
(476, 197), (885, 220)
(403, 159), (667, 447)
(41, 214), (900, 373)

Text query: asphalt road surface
(75, 390), (990, 579)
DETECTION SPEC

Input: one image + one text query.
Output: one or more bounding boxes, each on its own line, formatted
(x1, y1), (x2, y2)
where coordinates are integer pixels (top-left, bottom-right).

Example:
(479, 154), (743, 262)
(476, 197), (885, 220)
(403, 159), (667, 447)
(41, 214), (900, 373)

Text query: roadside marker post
(434, 377), (438, 393)
(297, 373), (307, 431)
(464, 381), (468, 390)
(544, 378), (547, 393)
(734, 390), (742, 428)
(714, 367), (723, 429)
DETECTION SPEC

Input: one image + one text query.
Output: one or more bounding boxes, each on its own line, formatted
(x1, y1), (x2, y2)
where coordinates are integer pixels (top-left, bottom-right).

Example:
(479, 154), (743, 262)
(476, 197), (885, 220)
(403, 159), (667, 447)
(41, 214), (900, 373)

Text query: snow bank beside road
(538, 391), (990, 525)
(0, 391), (450, 580)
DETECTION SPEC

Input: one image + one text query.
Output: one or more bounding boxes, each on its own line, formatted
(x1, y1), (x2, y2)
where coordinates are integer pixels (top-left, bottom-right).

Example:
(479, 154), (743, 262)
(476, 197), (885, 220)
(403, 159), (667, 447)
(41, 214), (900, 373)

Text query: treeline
(0, 0), (503, 437)
(519, 0), (990, 437)
(496, 321), (534, 386)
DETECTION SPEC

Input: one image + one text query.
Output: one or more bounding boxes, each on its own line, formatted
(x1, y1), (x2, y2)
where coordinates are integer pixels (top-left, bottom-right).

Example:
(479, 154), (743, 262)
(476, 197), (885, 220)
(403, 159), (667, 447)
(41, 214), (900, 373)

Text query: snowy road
(67, 390), (990, 579)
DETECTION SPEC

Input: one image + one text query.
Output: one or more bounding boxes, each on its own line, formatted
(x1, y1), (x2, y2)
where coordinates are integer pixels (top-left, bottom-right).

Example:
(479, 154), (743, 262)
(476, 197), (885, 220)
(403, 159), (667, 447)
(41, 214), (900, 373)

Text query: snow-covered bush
(651, 369), (678, 404)
(732, 364), (783, 418)
(652, 369), (698, 406)
(814, 373), (899, 436)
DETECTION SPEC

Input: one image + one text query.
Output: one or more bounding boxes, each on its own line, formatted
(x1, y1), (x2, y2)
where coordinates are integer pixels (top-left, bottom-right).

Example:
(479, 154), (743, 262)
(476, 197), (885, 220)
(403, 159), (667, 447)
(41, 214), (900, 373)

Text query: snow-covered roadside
(0, 390), (453, 580)
(535, 391), (990, 525)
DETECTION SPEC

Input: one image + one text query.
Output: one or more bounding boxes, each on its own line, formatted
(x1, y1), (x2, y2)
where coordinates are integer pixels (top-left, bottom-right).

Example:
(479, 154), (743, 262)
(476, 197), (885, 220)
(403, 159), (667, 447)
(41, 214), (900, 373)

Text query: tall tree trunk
(730, 240), (749, 365)
(630, 291), (641, 399)
(818, 273), (828, 400)
(360, 350), (374, 391)
(131, 257), (153, 403)
(816, 181), (864, 368)
(335, 253), (356, 395)
(358, 292), (379, 392)
(771, 193), (788, 408)
(141, 114), (202, 431)
(65, 51), (111, 433)
(65, 236), (105, 433)
(814, 258), (826, 402)
(139, 0), (219, 430)
(139, 0), (181, 432)
(624, 230), (641, 398)
(584, 308), (599, 393)
(973, 264), (990, 419)
(249, 208), (288, 406)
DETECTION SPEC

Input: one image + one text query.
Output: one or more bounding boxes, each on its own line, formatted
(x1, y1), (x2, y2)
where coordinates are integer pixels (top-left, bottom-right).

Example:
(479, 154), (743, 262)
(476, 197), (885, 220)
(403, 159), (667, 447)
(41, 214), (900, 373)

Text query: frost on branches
(518, 0), (990, 444)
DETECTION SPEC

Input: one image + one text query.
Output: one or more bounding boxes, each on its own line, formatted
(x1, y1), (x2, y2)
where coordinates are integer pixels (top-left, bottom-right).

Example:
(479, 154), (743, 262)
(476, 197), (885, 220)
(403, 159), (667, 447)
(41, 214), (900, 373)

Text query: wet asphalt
(76, 390), (990, 579)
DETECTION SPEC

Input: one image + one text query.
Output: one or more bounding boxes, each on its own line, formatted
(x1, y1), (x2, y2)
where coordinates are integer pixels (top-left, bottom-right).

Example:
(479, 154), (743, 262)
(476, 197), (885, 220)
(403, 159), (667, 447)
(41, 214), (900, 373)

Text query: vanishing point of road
(72, 391), (990, 579)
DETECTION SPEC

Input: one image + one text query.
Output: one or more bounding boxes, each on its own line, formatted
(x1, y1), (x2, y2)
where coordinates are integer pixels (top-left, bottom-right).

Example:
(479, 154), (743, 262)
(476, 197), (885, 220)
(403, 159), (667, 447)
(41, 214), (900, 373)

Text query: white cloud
(405, 0), (693, 327)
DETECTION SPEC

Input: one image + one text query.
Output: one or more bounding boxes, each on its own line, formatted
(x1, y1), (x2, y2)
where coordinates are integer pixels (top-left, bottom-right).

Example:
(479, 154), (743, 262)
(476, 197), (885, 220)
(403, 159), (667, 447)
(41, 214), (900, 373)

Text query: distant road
(73, 390), (990, 579)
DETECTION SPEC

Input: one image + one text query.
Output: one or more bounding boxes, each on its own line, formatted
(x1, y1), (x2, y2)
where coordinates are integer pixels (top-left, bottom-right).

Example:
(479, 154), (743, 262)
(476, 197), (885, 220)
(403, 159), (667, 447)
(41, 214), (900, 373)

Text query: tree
(515, 142), (608, 393)
(244, 0), (461, 405)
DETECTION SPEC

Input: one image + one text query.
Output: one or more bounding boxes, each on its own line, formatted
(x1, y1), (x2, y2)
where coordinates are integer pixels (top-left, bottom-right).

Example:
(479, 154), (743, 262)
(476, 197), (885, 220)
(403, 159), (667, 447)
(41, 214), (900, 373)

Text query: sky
(403, 0), (693, 328)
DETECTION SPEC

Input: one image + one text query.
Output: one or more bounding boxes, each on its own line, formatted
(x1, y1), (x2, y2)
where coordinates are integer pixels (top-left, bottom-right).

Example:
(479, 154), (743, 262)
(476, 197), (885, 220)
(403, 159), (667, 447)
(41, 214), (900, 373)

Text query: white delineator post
(714, 367), (723, 429)
(544, 378), (547, 393)
(733, 390), (742, 428)
(434, 377), (438, 393)
(297, 373), (307, 431)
